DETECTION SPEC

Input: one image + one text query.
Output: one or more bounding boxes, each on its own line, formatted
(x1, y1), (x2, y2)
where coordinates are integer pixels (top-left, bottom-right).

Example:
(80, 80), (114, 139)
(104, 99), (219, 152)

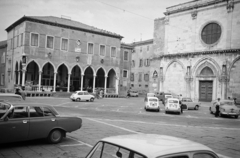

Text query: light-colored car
(70, 91), (95, 102)
(146, 92), (155, 97)
(129, 90), (139, 97)
(0, 93), (23, 103)
(0, 101), (82, 144)
(210, 100), (240, 119)
(85, 134), (219, 158)
(181, 97), (201, 110)
(144, 97), (160, 112)
(165, 98), (181, 114)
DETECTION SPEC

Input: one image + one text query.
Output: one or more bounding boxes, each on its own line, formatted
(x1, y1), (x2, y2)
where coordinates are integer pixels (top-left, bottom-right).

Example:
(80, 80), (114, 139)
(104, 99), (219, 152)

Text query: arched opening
(107, 69), (116, 93)
(164, 62), (185, 96)
(229, 59), (240, 98)
(83, 67), (94, 92)
(42, 63), (54, 89)
(96, 68), (105, 89)
(71, 66), (81, 91)
(26, 61), (39, 89)
(15, 62), (18, 85)
(200, 67), (214, 76)
(56, 64), (68, 92)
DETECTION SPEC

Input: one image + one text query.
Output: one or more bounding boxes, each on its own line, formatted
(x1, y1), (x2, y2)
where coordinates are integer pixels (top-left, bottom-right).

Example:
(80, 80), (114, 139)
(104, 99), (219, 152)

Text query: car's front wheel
(76, 98), (81, 102)
(194, 105), (199, 110)
(47, 129), (64, 144)
(235, 115), (239, 119)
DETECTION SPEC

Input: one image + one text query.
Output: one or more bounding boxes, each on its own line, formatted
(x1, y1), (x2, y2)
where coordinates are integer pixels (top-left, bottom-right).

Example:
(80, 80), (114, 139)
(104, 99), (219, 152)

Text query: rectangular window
(1, 52), (5, 64)
(111, 47), (116, 57)
(123, 70), (128, 78)
(100, 45), (105, 56)
(139, 59), (143, 67)
(31, 33), (39, 46)
(17, 35), (19, 47)
(88, 43), (94, 54)
(61, 38), (68, 51)
(0, 73), (4, 85)
(144, 74), (149, 81)
(21, 33), (23, 46)
(130, 73), (134, 81)
(46, 36), (54, 49)
(132, 60), (135, 67)
(10, 39), (13, 49)
(139, 73), (142, 82)
(147, 46), (149, 51)
(124, 51), (128, 61)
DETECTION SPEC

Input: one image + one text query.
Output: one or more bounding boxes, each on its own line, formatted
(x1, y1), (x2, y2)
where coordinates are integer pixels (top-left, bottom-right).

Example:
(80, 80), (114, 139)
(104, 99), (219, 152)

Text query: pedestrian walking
(179, 94), (183, 113)
(126, 89), (130, 98)
(215, 98), (221, 117)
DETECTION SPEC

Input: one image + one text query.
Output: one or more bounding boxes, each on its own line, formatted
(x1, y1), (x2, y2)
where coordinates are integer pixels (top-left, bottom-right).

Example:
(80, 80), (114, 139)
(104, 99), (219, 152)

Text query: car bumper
(165, 108), (181, 112)
(221, 112), (239, 116)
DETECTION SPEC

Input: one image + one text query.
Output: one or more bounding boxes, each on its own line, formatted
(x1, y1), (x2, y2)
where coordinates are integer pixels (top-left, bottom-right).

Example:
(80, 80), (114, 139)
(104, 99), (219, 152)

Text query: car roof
(147, 97), (158, 99)
(167, 98), (179, 101)
(101, 134), (214, 157)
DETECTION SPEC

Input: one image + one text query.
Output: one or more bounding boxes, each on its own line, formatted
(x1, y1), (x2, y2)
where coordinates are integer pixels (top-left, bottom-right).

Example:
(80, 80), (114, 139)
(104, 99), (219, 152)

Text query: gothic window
(201, 23), (221, 45)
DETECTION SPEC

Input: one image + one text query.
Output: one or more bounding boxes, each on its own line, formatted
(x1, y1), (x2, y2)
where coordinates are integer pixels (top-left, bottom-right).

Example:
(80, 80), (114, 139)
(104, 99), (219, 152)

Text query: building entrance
(199, 81), (213, 102)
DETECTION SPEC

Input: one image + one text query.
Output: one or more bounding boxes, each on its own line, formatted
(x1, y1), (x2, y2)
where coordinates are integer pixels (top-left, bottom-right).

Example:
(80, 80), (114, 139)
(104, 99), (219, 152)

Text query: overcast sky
(0, 0), (190, 43)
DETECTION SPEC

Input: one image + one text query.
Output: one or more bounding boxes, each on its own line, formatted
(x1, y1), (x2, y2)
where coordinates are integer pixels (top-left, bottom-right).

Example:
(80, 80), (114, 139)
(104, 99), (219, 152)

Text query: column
(104, 75), (107, 94)
(53, 72), (57, 92)
(81, 75), (84, 91)
(17, 71), (21, 85)
(67, 73), (71, 93)
(21, 70), (26, 86)
(38, 71), (42, 91)
(93, 75), (96, 93)
(115, 78), (119, 94)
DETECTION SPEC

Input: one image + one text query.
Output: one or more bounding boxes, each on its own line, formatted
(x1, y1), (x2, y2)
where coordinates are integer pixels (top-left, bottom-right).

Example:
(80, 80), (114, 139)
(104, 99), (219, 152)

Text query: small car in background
(144, 97), (160, 112)
(165, 98), (181, 114)
(0, 101), (82, 144)
(181, 97), (201, 110)
(210, 100), (240, 119)
(129, 90), (138, 97)
(70, 90), (95, 102)
(0, 93), (24, 103)
(85, 134), (219, 158)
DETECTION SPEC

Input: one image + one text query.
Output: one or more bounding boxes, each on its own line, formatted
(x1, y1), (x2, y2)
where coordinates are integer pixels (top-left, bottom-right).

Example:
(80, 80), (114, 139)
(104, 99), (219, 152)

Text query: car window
(0, 102), (10, 118)
(85, 92), (90, 95)
(149, 98), (158, 102)
(101, 143), (131, 158)
(78, 92), (83, 95)
(158, 156), (189, 158)
(221, 101), (234, 106)
(193, 153), (216, 158)
(8, 106), (28, 119)
(90, 142), (103, 158)
(43, 107), (55, 116)
(169, 100), (178, 103)
(29, 107), (44, 117)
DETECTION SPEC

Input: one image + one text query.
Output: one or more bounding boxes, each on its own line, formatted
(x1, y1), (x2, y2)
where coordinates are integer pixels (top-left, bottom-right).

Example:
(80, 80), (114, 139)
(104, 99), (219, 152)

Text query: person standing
(179, 94), (183, 113)
(215, 98), (221, 117)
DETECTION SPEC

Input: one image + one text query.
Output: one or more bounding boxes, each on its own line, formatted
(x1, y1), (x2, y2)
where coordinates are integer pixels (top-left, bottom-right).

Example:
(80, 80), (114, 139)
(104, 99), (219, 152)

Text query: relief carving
(191, 10), (198, 20)
(226, 0), (234, 13)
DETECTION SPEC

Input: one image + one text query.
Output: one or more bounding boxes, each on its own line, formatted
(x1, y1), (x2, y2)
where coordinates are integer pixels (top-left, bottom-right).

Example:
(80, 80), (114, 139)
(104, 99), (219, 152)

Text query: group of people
(95, 88), (104, 99)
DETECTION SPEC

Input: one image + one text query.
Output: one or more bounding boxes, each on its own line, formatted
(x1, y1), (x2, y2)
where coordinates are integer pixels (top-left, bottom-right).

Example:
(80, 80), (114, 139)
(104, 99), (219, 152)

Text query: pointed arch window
(200, 67), (214, 76)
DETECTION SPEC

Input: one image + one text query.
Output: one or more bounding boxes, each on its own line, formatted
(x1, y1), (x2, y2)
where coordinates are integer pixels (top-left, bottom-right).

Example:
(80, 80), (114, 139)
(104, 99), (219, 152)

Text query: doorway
(199, 81), (213, 102)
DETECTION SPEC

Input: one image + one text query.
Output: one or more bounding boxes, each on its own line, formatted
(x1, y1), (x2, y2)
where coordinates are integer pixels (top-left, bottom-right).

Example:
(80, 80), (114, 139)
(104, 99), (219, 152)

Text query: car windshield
(149, 99), (158, 102)
(169, 100), (178, 103)
(183, 98), (192, 102)
(221, 101), (234, 106)
(165, 95), (172, 98)
(147, 93), (155, 97)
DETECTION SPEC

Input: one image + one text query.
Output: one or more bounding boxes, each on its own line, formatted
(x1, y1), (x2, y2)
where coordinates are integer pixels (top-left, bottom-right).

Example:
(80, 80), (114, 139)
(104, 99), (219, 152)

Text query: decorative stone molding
(226, 0), (234, 13)
(191, 10), (198, 20)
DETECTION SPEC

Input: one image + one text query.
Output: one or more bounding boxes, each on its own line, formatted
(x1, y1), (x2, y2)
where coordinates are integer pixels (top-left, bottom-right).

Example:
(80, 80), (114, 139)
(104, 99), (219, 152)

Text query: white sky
(0, 0), (190, 43)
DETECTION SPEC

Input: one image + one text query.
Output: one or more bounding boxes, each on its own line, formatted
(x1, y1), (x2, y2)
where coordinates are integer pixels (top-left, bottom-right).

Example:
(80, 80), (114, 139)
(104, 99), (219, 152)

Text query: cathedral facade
(150, 0), (240, 101)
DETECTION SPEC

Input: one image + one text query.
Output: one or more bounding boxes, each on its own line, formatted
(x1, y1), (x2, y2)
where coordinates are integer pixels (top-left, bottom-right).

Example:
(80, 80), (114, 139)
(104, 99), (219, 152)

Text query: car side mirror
(116, 151), (122, 158)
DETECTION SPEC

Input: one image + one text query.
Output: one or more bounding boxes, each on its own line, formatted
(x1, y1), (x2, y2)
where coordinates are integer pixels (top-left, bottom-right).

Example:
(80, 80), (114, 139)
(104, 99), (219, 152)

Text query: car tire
(194, 105), (199, 110)
(157, 108), (160, 112)
(90, 98), (94, 102)
(76, 98), (81, 102)
(235, 115), (238, 119)
(47, 129), (63, 144)
(165, 111), (168, 114)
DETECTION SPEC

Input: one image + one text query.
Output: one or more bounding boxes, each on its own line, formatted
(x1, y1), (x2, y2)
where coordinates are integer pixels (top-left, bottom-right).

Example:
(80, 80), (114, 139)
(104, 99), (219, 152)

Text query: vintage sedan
(165, 98), (181, 114)
(210, 100), (240, 119)
(0, 101), (82, 144)
(181, 98), (201, 110)
(144, 97), (160, 112)
(70, 90), (95, 102)
(85, 134), (219, 158)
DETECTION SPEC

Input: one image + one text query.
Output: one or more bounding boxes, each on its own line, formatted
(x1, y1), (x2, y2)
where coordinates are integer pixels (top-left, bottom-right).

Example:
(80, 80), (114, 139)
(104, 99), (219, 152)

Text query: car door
(78, 92), (84, 100)
(0, 106), (29, 144)
(28, 106), (57, 140)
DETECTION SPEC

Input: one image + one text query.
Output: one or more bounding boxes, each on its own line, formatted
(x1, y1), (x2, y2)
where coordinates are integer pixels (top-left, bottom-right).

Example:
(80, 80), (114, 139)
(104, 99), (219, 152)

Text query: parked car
(0, 93), (24, 102)
(0, 101), (82, 144)
(210, 99), (240, 119)
(181, 97), (201, 110)
(155, 92), (172, 104)
(70, 91), (95, 102)
(85, 134), (219, 158)
(165, 98), (181, 114)
(144, 97), (160, 112)
(129, 90), (139, 97)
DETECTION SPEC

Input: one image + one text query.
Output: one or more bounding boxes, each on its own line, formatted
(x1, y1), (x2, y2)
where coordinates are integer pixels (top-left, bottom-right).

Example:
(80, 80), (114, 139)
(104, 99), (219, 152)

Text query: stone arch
(192, 57), (220, 77)
(25, 60), (40, 85)
(41, 61), (56, 73)
(56, 63), (70, 74)
(70, 64), (83, 74)
(107, 68), (118, 78)
(96, 67), (107, 75)
(164, 59), (185, 76)
(83, 66), (96, 76)
(96, 67), (106, 88)
(26, 59), (41, 72)
(42, 62), (55, 86)
(228, 55), (240, 77)
(83, 66), (95, 91)
(163, 60), (186, 96)
(70, 64), (82, 91)
(56, 64), (69, 91)
(228, 56), (240, 98)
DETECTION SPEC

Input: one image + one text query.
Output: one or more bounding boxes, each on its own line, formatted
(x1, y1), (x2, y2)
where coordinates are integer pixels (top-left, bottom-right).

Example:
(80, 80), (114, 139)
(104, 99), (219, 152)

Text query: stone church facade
(150, 0), (240, 101)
